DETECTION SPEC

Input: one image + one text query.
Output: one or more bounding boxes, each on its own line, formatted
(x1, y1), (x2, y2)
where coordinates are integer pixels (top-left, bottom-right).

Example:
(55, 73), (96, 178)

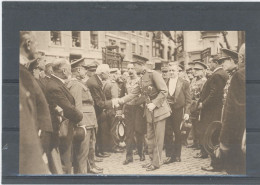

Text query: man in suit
(195, 56), (228, 159)
(163, 63), (191, 164)
(67, 59), (102, 174)
(19, 31), (51, 174)
(117, 60), (171, 171)
(86, 64), (118, 158)
(45, 58), (83, 174)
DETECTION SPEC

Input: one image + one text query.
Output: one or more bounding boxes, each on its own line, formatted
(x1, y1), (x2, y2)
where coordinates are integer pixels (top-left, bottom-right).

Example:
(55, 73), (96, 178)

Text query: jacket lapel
(94, 74), (103, 89)
(51, 76), (75, 105)
(174, 78), (183, 101)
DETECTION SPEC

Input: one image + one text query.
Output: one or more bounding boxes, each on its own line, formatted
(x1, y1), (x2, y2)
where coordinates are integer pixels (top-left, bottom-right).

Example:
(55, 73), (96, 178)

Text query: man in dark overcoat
(86, 64), (118, 157)
(195, 56), (228, 158)
(45, 58), (83, 174)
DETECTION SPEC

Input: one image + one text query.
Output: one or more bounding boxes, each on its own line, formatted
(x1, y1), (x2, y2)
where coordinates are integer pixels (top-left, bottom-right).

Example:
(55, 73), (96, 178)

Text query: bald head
(52, 58), (71, 79)
(20, 31), (38, 61)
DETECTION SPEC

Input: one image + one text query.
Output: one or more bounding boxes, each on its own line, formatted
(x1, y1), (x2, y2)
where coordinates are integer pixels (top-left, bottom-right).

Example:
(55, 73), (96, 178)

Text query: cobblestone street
(98, 146), (227, 175)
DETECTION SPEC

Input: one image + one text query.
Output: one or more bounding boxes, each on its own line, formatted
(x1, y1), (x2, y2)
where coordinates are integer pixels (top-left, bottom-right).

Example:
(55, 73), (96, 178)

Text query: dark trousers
(125, 105), (145, 160)
(59, 123), (74, 174)
(190, 112), (200, 145)
(165, 107), (183, 158)
(96, 112), (110, 154)
(108, 112), (118, 151)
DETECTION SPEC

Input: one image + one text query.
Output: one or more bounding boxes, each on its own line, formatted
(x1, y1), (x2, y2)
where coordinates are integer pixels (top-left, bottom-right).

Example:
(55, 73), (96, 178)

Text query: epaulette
(147, 69), (154, 73)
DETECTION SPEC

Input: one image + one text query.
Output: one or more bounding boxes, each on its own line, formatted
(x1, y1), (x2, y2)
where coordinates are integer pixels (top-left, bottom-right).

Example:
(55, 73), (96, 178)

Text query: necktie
(169, 78), (176, 96)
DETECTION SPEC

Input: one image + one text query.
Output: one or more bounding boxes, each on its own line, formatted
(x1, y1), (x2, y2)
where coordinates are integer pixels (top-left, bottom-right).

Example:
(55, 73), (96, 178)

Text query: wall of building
(35, 31), (175, 68)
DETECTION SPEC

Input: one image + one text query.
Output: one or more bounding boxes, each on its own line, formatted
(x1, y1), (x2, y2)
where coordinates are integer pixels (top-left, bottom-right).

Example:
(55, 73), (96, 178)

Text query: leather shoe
(173, 157), (181, 162)
(146, 165), (159, 171)
(113, 148), (124, 153)
(163, 157), (174, 164)
(201, 165), (223, 172)
(95, 157), (103, 162)
(142, 163), (151, 168)
(140, 155), (145, 161)
(93, 165), (103, 171)
(89, 167), (103, 174)
(123, 158), (133, 165)
(193, 152), (208, 159)
(96, 152), (110, 158)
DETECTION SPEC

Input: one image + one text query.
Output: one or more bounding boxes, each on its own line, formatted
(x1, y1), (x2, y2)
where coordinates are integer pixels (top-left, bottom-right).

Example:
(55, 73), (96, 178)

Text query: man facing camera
(163, 64), (191, 164)
(117, 60), (171, 171)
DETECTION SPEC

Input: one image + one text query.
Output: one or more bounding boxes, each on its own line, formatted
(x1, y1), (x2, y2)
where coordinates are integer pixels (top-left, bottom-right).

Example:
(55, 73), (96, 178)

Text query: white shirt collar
(213, 67), (223, 74)
(51, 74), (65, 84)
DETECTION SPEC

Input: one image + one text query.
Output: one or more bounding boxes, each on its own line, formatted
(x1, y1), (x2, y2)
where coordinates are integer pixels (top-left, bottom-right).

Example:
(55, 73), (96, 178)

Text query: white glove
(147, 103), (156, 112)
(183, 114), (189, 121)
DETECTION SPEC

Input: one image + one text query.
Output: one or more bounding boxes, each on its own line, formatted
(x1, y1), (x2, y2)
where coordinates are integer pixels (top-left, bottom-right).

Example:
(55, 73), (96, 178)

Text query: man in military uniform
(188, 61), (207, 149)
(117, 60), (171, 171)
(201, 49), (241, 172)
(217, 44), (246, 174)
(67, 60), (102, 174)
(186, 66), (194, 83)
(161, 66), (169, 82)
(123, 64), (146, 165)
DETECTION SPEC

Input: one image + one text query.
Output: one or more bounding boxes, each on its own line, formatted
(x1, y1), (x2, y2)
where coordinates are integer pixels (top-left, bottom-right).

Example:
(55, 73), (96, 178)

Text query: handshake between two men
(111, 98), (157, 112)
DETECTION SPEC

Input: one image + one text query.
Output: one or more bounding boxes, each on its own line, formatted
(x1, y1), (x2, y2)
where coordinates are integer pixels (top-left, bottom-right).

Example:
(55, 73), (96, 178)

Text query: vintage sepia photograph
(19, 31), (246, 176)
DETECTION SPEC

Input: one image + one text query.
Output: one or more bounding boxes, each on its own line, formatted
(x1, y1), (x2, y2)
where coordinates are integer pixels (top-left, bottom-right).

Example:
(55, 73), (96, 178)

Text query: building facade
(35, 31), (176, 69)
(171, 31), (244, 68)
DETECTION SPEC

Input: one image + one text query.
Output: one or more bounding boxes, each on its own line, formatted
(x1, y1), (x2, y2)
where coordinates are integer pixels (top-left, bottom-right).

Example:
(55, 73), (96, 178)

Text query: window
(50, 31), (62, 46)
(146, 45), (150, 57)
(139, 31), (142, 35)
(167, 47), (172, 60)
(132, 31), (135, 33)
(109, 39), (116, 46)
(72, 31), (81, 47)
(120, 42), (127, 54)
(90, 31), (99, 49)
(152, 40), (164, 58)
(146, 32), (150, 38)
(139, 45), (143, 56)
(132, 43), (136, 53)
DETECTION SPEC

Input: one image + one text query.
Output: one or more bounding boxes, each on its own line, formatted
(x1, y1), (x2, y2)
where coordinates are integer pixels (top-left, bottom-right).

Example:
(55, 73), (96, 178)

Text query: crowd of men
(19, 31), (246, 175)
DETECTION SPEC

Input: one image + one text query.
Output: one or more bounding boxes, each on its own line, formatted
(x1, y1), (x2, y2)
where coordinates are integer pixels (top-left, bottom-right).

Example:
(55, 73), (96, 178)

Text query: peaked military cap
(161, 66), (168, 72)
(193, 61), (207, 70)
(221, 48), (239, 63)
(186, 66), (193, 72)
(84, 61), (99, 71)
(110, 68), (119, 74)
(178, 63), (184, 71)
(71, 59), (85, 69)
